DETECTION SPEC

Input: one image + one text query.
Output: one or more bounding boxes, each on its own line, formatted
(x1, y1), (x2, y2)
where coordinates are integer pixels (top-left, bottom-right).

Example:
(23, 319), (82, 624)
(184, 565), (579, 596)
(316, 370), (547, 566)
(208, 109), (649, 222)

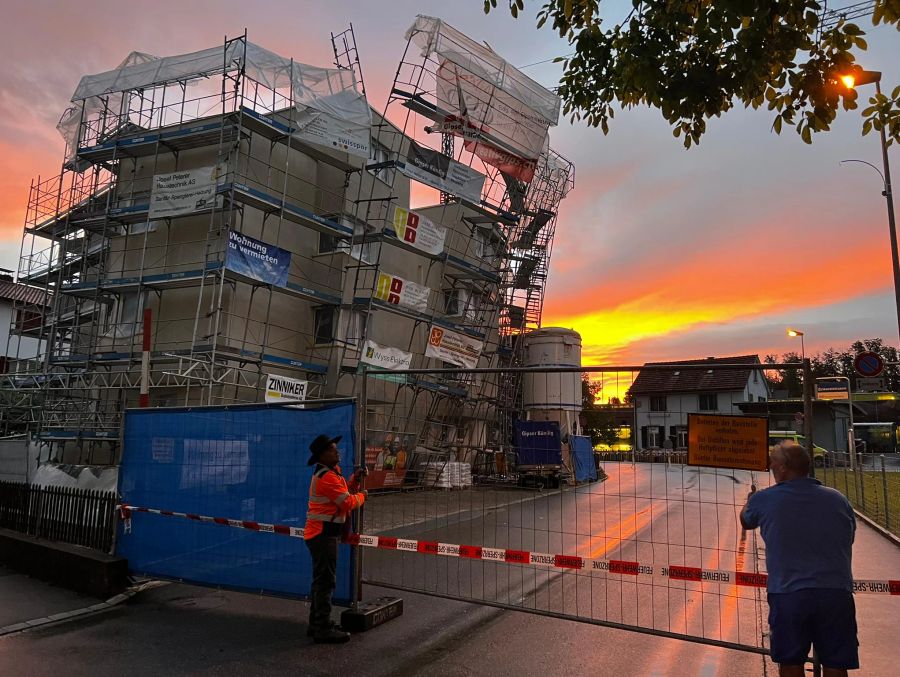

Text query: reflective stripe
(309, 495), (331, 504)
(306, 512), (346, 523)
(334, 492), (351, 506)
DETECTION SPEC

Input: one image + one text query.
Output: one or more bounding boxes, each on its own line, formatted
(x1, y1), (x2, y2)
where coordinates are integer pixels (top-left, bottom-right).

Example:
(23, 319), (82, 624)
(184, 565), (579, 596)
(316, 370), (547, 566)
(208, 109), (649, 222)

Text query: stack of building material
(424, 462), (452, 489)
(451, 462), (472, 488)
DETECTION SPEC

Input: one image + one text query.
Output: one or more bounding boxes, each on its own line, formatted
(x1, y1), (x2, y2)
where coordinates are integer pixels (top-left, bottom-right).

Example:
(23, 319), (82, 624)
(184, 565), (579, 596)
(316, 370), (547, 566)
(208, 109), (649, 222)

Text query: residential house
(629, 355), (770, 450)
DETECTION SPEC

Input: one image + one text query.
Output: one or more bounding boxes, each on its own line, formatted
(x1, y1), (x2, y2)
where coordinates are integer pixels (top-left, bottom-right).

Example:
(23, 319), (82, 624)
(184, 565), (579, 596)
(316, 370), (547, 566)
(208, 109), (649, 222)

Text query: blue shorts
(768, 588), (859, 669)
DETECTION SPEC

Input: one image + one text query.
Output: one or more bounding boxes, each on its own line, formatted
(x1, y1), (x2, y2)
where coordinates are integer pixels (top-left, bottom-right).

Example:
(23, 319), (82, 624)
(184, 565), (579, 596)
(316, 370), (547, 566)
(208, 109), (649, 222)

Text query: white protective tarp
(59, 40), (371, 159)
(406, 16), (560, 181)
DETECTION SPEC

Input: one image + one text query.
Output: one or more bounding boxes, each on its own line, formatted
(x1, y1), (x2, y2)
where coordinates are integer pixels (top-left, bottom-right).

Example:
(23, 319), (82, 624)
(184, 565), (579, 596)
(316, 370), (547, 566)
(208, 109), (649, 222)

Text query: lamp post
(787, 328), (805, 361)
(839, 69), (900, 347)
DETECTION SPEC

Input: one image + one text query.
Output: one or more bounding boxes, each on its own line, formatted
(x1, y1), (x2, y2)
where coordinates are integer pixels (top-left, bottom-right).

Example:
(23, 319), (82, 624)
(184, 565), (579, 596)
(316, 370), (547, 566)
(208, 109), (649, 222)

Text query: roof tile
(628, 355), (761, 395)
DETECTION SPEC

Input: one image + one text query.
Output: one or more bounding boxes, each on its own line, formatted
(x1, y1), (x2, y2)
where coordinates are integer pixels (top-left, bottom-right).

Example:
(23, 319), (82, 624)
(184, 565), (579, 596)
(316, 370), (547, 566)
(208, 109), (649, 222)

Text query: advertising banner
(264, 374), (307, 404)
(360, 340), (413, 371)
(226, 230), (291, 287)
(399, 141), (485, 203)
(390, 206), (447, 255)
(514, 420), (562, 467)
(293, 109), (370, 159)
(425, 325), (483, 369)
(374, 271), (431, 312)
(364, 429), (414, 490)
(435, 60), (549, 182)
(148, 166), (218, 219)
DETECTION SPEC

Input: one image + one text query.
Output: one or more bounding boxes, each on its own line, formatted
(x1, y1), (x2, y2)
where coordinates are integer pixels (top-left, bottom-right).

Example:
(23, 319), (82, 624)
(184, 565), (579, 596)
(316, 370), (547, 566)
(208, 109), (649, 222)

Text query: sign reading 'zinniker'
(687, 414), (769, 471)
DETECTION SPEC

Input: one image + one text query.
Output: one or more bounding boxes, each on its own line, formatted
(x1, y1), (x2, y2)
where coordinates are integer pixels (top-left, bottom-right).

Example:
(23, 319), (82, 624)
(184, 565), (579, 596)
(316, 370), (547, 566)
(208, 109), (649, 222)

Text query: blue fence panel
(116, 402), (356, 602)
(570, 435), (597, 482)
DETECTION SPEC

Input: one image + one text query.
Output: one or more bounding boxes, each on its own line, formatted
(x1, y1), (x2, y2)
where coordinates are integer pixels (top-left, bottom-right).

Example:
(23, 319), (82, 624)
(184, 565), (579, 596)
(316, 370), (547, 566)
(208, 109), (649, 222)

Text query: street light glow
(787, 329), (803, 337)
(835, 68), (882, 89)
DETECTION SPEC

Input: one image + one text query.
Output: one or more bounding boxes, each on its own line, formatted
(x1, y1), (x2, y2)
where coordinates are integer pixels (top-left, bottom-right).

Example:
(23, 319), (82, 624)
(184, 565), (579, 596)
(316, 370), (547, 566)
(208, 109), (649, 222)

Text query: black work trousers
(305, 534), (339, 632)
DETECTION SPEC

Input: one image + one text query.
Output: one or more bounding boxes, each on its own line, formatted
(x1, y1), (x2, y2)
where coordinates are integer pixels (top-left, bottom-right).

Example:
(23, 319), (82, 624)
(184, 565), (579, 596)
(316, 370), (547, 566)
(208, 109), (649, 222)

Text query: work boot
(312, 627), (350, 644)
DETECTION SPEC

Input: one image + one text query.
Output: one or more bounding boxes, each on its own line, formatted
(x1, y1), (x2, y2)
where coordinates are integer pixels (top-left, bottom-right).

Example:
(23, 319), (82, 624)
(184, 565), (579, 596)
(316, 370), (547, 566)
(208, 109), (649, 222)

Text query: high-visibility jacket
(304, 463), (365, 540)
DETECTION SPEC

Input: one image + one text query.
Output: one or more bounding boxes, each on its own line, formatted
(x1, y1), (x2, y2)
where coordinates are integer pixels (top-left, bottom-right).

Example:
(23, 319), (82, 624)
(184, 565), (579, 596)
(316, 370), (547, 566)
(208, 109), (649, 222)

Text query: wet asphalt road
(2, 462), (898, 676)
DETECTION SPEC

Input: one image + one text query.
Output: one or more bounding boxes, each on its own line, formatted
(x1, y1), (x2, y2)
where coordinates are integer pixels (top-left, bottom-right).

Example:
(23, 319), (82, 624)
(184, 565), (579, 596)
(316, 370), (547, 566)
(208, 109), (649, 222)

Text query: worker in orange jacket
(304, 433), (366, 643)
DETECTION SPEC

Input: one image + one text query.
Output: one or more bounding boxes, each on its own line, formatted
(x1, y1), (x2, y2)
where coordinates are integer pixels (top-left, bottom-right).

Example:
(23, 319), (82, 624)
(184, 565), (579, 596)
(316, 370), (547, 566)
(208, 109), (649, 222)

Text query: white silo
(521, 327), (583, 437)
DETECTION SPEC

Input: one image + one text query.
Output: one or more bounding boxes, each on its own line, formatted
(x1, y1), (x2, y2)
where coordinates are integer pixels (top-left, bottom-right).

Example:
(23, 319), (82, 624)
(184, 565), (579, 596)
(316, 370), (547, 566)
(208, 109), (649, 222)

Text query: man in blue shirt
(740, 442), (858, 676)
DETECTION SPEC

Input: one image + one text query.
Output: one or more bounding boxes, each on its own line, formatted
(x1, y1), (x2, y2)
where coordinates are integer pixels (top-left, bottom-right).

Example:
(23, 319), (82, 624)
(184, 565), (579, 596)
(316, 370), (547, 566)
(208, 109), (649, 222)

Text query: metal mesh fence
(356, 363), (784, 653)
(820, 451), (899, 533)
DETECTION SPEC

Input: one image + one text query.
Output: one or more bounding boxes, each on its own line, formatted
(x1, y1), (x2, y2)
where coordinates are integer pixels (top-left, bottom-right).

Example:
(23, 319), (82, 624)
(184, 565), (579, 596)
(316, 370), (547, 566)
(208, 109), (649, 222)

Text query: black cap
(308, 434), (342, 465)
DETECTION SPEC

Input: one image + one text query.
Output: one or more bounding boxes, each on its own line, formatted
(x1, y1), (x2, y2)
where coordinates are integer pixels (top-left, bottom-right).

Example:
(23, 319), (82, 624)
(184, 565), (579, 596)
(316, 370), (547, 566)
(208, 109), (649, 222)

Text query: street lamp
(838, 68), (900, 347)
(787, 328), (805, 361)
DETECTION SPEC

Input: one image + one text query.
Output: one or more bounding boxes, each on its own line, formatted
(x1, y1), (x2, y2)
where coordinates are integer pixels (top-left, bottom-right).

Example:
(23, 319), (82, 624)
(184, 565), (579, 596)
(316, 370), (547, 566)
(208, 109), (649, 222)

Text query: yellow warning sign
(687, 414), (769, 471)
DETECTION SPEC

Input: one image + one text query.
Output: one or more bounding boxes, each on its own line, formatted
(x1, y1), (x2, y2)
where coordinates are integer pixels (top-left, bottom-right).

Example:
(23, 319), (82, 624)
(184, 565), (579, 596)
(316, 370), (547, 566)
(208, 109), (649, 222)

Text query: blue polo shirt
(742, 477), (855, 593)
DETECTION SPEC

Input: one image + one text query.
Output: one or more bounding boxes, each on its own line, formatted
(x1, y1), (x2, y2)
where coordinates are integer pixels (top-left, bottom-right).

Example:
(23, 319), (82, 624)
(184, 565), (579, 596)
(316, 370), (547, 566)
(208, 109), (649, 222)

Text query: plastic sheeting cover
(570, 435), (597, 482)
(60, 39), (371, 157)
(406, 15), (560, 125)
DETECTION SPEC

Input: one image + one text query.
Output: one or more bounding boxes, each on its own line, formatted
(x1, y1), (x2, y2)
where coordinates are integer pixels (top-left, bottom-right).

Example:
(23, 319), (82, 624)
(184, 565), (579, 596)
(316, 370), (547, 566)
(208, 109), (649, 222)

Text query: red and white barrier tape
(117, 505), (900, 596)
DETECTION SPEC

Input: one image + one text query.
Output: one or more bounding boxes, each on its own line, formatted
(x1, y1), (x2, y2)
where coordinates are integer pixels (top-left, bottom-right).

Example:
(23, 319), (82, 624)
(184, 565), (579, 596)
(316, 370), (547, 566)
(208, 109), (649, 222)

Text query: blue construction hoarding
(116, 401), (356, 602)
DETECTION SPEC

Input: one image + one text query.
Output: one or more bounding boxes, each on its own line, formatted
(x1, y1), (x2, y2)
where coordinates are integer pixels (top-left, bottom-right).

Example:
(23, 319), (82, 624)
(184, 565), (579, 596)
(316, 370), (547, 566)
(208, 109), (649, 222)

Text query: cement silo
(521, 327), (583, 438)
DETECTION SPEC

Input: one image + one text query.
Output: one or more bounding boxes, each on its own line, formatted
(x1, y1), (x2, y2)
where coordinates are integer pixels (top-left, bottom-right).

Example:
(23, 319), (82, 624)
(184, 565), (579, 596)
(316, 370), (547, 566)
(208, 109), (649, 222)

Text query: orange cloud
(543, 224), (891, 367)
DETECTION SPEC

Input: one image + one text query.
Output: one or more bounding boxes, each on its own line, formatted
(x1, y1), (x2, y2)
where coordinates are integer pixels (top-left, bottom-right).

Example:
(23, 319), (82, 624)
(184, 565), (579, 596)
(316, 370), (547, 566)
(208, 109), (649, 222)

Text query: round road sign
(854, 351), (884, 378)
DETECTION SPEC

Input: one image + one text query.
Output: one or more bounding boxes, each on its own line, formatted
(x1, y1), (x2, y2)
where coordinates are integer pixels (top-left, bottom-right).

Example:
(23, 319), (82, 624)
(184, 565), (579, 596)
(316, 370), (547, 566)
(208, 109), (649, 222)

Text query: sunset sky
(1, 1), (897, 374)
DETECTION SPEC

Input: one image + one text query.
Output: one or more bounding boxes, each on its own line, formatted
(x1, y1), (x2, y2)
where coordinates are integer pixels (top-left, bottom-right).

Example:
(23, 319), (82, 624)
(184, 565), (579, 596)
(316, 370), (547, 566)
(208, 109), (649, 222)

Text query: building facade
(629, 355), (770, 450)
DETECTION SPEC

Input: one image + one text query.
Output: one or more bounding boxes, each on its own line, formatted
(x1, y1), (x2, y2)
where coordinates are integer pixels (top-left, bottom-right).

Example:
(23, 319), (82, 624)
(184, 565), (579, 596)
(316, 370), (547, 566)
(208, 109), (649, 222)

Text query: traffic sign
(816, 377), (850, 400)
(854, 351), (884, 378)
(857, 377), (885, 392)
(687, 413), (768, 471)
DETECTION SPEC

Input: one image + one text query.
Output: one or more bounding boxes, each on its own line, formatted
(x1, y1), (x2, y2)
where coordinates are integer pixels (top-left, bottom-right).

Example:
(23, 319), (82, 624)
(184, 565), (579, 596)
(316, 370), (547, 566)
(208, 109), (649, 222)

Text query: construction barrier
(115, 505), (900, 597)
(115, 401), (356, 601)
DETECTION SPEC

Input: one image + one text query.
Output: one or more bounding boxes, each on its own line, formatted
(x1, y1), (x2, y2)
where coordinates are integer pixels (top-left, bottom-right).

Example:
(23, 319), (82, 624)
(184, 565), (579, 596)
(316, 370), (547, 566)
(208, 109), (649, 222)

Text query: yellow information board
(687, 414), (769, 471)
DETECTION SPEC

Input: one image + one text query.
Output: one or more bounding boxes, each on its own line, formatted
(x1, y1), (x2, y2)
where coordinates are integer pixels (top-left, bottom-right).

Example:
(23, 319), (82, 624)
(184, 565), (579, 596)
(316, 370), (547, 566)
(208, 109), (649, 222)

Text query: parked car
(768, 431), (829, 467)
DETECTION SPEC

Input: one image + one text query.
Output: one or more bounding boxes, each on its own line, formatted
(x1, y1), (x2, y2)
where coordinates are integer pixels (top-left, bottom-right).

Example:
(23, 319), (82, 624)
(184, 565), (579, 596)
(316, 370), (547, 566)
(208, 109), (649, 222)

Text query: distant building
(629, 355), (770, 450)
(0, 273), (47, 373)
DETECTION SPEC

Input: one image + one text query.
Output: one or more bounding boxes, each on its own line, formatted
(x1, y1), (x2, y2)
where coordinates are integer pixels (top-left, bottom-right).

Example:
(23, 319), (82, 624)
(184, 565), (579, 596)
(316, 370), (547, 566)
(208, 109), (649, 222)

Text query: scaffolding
(1, 18), (574, 475)
(342, 16), (574, 486)
(1, 33), (379, 462)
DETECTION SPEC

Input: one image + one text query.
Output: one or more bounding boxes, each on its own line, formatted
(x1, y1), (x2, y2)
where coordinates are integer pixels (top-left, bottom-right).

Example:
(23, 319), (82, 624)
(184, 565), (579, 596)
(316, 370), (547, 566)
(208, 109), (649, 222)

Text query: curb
(0, 580), (166, 638)
(853, 509), (900, 548)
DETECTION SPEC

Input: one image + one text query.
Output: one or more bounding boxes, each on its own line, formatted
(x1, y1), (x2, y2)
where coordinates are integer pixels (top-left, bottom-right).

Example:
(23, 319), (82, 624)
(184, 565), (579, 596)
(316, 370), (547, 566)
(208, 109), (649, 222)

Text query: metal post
(860, 453), (867, 511)
(875, 80), (900, 347)
(802, 359), (815, 478)
(353, 366), (368, 609)
(881, 455), (890, 530)
(139, 308), (152, 407)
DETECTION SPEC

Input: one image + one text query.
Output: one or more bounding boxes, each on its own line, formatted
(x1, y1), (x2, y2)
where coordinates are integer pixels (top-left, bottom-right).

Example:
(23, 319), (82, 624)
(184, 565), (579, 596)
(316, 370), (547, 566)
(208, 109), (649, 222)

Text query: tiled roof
(0, 280), (49, 307)
(628, 355), (761, 395)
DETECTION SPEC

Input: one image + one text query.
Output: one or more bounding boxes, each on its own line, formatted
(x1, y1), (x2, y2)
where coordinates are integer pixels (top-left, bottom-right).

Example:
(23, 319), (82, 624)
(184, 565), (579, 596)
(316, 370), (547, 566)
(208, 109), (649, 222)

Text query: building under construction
(1, 17), (574, 474)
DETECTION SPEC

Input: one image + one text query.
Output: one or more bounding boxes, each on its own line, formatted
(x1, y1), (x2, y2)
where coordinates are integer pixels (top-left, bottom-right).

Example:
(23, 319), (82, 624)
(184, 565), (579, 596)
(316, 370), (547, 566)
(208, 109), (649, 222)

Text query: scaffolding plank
(229, 182), (353, 237)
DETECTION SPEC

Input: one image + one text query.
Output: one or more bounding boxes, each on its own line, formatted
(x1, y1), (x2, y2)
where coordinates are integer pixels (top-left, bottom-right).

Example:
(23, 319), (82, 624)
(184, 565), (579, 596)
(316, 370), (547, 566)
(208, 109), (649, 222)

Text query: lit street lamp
(787, 328), (805, 361)
(839, 69), (899, 347)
